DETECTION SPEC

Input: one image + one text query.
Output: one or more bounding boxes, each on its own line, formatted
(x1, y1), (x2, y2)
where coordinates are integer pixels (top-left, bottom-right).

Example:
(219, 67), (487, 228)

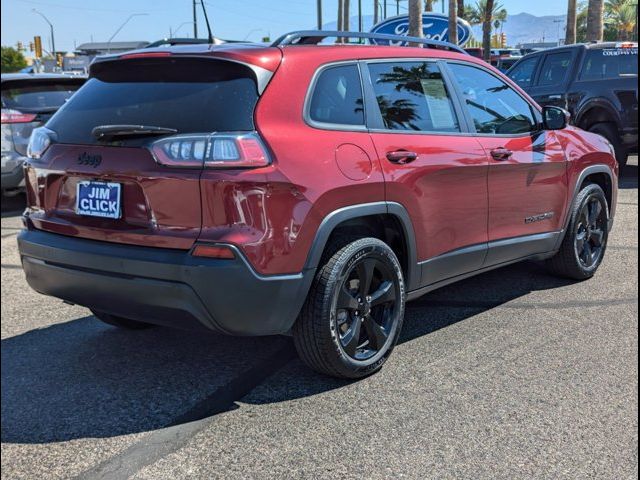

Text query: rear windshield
(46, 57), (259, 145)
(2, 80), (83, 112)
(580, 48), (638, 80)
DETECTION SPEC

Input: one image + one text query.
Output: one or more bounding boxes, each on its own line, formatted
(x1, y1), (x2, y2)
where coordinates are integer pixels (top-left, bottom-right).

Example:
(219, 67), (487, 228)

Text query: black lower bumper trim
(18, 229), (314, 336)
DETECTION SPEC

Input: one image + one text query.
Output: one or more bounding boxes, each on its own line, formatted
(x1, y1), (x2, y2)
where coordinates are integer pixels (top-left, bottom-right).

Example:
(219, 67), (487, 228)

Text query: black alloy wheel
(334, 255), (399, 361)
(574, 195), (607, 269)
(293, 237), (405, 379)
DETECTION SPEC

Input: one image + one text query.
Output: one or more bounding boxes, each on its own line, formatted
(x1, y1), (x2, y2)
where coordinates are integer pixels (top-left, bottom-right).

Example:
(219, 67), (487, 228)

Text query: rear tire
(546, 183), (609, 280)
(588, 122), (627, 168)
(293, 237), (405, 379)
(92, 310), (155, 329)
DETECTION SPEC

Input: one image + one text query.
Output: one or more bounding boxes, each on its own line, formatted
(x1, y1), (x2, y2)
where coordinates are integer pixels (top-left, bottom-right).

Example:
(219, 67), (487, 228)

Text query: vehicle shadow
(1, 261), (574, 444)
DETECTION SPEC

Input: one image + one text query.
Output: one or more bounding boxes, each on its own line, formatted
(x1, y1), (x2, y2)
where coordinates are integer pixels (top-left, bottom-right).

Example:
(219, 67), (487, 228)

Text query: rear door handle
(386, 150), (418, 164)
(490, 148), (513, 161)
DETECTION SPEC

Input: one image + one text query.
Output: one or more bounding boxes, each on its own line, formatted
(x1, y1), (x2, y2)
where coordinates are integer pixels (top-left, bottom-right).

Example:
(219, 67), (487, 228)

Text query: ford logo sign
(371, 13), (472, 46)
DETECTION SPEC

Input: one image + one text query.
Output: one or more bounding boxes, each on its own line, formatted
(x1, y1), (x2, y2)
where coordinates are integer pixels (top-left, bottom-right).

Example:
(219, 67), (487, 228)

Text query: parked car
(507, 41), (638, 166)
(19, 32), (618, 379)
(2, 73), (85, 195)
(496, 55), (522, 72)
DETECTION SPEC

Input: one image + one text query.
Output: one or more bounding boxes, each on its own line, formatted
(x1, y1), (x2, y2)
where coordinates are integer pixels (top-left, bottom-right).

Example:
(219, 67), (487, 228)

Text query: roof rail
(271, 30), (467, 55)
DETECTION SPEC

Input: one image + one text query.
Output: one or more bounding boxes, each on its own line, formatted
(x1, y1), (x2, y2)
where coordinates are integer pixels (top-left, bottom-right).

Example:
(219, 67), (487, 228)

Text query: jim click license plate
(76, 181), (121, 219)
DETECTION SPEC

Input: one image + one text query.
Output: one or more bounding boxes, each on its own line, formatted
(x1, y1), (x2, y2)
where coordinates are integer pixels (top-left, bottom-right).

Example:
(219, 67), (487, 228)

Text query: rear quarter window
(308, 64), (364, 127)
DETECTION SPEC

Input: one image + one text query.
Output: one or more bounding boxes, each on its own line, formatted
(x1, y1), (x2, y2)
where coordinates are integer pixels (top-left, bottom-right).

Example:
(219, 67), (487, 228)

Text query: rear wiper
(92, 124), (178, 140)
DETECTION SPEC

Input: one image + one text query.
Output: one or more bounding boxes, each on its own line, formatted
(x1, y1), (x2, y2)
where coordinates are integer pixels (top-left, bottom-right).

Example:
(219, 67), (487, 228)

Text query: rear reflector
(1, 109), (37, 124)
(191, 245), (236, 259)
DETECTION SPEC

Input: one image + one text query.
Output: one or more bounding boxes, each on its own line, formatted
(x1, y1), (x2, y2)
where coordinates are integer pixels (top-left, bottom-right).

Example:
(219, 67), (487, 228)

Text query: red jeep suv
(18, 31), (618, 379)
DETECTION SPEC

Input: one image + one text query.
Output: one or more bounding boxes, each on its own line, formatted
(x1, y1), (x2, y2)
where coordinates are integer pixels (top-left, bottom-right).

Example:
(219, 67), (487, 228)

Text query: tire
(588, 122), (627, 168)
(546, 183), (609, 280)
(293, 237), (406, 379)
(92, 310), (156, 329)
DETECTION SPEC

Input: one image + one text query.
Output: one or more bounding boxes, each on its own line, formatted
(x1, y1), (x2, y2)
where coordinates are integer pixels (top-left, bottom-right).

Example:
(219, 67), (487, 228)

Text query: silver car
(2, 73), (85, 195)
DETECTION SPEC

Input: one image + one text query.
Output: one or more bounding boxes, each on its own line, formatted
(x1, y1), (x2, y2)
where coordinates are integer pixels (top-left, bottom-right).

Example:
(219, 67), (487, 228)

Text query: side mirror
(543, 106), (570, 130)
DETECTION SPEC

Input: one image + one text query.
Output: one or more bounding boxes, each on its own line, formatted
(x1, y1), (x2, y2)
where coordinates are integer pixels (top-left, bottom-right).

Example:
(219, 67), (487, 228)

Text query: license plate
(76, 181), (121, 219)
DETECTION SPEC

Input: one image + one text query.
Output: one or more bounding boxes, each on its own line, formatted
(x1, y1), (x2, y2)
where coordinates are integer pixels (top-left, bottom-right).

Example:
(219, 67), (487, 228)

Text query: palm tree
(605, 0), (637, 39)
(374, 0), (379, 24)
(337, 0), (343, 32)
(482, 0), (495, 59)
(409, 0), (423, 44)
(566, 0), (578, 44)
(468, 0), (504, 60)
(425, 0), (436, 12)
(586, 0), (604, 41)
(449, 0), (458, 44)
(457, 0), (466, 19)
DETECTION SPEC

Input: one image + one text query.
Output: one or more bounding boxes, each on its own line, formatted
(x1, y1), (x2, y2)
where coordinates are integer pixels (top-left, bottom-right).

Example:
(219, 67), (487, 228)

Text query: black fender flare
(574, 99), (622, 131)
(303, 201), (420, 291)
(554, 164), (616, 250)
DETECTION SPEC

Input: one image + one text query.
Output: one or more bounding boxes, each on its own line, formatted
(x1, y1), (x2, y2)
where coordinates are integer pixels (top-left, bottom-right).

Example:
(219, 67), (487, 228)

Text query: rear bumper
(18, 228), (314, 336)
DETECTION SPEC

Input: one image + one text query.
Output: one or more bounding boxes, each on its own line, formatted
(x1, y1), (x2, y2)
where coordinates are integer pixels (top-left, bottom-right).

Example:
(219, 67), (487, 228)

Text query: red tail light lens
(149, 132), (271, 169)
(1, 109), (37, 124)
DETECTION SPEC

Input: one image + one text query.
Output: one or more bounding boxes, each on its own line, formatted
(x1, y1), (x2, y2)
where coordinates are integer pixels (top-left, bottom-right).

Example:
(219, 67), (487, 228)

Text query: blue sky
(1, 0), (568, 53)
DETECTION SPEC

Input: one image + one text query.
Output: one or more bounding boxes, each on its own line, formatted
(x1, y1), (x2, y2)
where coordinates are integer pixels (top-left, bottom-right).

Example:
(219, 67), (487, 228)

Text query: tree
(1, 46), (27, 73)
(449, 0), (458, 44)
(586, 0), (604, 41)
(482, 0), (494, 60)
(409, 0), (423, 44)
(374, 0), (379, 24)
(457, 0), (466, 19)
(467, 1), (504, 60)
(566, 0), (578, 44)
(425, 0), (434, 12)
(605, 0), (638, 40)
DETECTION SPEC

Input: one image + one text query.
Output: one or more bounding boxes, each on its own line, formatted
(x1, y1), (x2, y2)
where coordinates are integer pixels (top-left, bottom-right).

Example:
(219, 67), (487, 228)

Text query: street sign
(370, 13), (473, 46)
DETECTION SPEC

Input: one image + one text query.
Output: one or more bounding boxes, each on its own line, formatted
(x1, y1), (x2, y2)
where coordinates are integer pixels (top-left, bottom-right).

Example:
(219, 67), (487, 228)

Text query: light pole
(243, 28), (263, 41)
(170, 21), (192, 38)
(107, 13), (148, 53)
(32, 9), (56, 59)
(553, 19), (564, 46)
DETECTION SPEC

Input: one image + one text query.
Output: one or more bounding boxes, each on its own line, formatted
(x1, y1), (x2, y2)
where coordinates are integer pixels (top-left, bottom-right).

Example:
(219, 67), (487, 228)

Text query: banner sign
(370, 13), (472, 46)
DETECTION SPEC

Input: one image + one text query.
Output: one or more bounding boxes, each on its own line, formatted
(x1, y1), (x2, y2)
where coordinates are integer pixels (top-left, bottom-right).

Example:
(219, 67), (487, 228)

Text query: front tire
(92, 310), (156, 329)
(546, 183), (609, 280)
(293, 237), (406, 379)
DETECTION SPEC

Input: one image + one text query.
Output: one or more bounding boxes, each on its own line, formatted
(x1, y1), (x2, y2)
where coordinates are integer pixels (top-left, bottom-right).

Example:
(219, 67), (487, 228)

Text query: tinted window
(508, 57), (538, 87)
(449, 63), (536, 135)
(368, 62), (459, 132)
(538, 52), (572, 86)
(2, 81), (83, 112)
(309, 64), (364, 126)
(47, 58), (258, 145)
(580, 48), (639, 80)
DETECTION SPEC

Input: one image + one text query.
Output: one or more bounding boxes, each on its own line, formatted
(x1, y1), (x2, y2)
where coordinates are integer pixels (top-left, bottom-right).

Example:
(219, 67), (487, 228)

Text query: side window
(538, 52), (572, 86)
(367, 61), (460, 132)
(448, 63), (537, 135)
(507, 57), (538, 88)
(308, 64), (364, 126)
(580, 48), (639, 80)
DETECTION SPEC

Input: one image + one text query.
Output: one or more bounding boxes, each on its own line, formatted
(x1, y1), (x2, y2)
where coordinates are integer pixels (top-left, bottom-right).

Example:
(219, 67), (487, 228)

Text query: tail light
(1, 109), (37, 124)
(27, 127), (55, 159)
(149, 132), (270, 169)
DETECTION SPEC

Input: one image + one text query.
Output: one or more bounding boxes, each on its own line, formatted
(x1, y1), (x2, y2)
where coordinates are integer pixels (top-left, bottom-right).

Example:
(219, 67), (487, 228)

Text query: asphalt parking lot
(1, 160), (638, 480)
